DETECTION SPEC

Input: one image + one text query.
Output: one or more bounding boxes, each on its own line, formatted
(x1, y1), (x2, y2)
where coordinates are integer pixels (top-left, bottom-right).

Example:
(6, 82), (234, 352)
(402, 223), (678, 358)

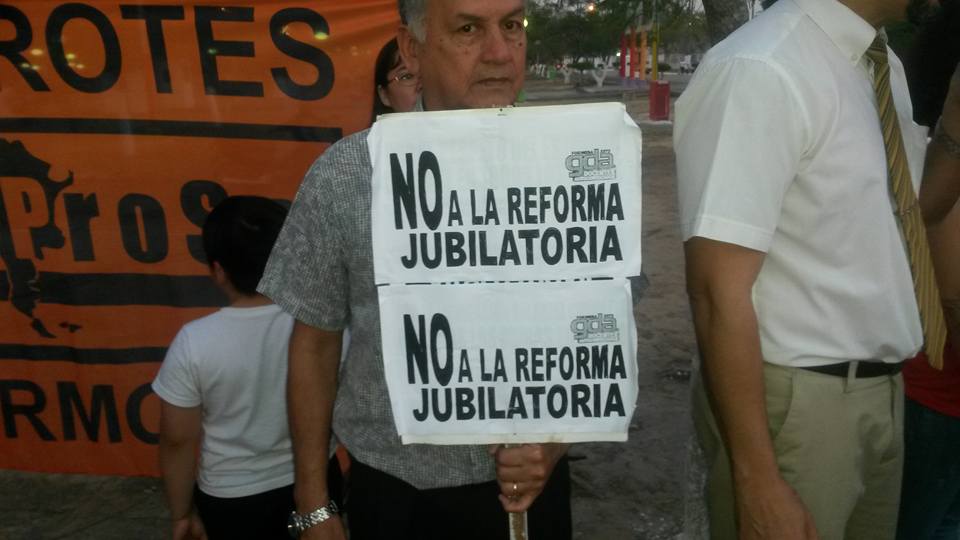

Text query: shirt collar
(792, 0), (879, 65)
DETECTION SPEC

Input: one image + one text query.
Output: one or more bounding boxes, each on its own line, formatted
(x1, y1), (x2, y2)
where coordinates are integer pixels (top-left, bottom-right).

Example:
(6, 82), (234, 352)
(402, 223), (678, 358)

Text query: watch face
(287, 512), (300, 539)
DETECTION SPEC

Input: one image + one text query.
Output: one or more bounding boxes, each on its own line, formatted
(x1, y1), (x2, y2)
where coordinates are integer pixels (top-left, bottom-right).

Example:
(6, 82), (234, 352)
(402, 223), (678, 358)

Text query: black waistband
(799, 361), (902, 378)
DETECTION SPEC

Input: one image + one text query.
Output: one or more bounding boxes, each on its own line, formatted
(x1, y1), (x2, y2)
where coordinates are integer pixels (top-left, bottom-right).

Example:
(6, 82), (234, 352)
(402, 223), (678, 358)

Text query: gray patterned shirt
(258, 129), (497, 489)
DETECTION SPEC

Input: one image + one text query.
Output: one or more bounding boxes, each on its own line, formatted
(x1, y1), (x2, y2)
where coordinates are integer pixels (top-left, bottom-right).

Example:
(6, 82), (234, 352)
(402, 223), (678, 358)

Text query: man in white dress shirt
(675, 0), (960, 538)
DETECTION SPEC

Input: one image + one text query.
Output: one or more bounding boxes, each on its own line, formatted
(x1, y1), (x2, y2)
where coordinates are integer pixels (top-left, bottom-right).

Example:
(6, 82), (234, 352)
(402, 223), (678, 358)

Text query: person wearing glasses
(371, 38), (420, 125)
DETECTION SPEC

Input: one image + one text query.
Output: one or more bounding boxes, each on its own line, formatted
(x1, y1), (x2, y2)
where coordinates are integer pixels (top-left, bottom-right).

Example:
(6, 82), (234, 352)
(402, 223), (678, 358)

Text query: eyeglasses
(389, 72), (417, 87)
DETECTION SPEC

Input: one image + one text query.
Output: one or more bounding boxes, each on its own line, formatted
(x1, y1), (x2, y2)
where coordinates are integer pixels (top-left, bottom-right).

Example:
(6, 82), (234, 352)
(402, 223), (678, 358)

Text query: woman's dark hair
(372, 38), (402, 125)
(202, 196), (288, 295)
(907, 0), (960, 127)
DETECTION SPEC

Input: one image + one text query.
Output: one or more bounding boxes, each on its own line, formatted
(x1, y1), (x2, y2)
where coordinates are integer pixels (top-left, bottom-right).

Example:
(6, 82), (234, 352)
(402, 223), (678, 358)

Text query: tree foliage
(658, 4), (710, 54)
(526, 1), (628, 66)
(527, 0), (709, 66)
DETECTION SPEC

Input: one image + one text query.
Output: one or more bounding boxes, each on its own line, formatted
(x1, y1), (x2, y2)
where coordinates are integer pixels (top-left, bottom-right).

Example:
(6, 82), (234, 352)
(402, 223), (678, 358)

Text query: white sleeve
(674, 56), (809, 252)
(152, 327), (202, 408)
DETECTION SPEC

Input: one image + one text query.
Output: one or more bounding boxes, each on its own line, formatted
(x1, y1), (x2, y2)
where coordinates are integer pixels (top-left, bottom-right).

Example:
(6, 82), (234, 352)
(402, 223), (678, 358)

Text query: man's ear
(209, 261), (228, 287)
(397, 26), (421, 76)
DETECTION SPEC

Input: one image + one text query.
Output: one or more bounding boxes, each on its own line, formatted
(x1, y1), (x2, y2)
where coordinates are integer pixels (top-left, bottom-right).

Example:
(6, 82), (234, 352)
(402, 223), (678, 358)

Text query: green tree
(527, 0), (709, 67)
(658, 5), (709, 55)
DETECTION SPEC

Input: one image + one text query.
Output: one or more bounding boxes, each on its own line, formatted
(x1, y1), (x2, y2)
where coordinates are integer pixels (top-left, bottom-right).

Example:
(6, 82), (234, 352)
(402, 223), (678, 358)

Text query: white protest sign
(369, 103), (642, 284)
(378, 280), (638, 444)
(369, 103), (642, 444)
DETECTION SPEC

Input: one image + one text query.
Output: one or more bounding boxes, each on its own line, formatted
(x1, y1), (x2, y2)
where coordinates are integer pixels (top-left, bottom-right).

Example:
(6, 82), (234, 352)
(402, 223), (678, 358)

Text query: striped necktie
(865, 35), (946, 369)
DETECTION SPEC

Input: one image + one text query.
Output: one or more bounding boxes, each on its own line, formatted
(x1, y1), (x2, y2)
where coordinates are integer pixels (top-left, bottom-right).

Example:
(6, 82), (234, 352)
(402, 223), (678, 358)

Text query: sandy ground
(558, 88), (699, 540)
(0, 78), (701, 540)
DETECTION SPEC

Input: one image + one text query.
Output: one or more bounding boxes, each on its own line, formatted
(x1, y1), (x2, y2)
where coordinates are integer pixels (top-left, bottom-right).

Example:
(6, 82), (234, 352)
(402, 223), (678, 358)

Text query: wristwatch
(287, 500), (339, 538)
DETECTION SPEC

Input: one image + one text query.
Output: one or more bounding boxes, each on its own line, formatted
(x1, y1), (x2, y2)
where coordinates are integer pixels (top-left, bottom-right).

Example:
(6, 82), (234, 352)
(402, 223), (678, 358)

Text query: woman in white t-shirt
(153, 196), (296, 540)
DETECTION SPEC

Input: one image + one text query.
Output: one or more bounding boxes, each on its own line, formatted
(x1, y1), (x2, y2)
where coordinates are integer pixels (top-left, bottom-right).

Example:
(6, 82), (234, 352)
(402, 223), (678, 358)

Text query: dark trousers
(194, 484), (295, 540)
(896, 398), (960, 540)
(346, 456), (572, 540)
(194, 460), (343, 540)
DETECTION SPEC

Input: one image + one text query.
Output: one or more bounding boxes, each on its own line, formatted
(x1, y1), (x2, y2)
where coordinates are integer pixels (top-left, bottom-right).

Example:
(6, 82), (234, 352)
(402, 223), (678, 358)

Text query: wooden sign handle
(504, 443), (529, 540)
(509, 511), (528, 540)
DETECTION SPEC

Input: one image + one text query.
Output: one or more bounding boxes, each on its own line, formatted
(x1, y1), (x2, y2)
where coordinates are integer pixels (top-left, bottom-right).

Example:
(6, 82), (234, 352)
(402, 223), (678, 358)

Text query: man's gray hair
(399, 0), (428, 42)
(399, 0), (528, 42)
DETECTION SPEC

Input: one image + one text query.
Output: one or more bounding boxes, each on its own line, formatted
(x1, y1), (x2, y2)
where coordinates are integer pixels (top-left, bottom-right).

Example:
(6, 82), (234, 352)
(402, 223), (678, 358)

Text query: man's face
(403, 0), (527, 110)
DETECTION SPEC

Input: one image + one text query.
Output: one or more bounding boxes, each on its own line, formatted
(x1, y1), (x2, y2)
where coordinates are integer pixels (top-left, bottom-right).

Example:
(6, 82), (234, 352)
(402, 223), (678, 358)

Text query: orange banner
(0, 0), (398, 475)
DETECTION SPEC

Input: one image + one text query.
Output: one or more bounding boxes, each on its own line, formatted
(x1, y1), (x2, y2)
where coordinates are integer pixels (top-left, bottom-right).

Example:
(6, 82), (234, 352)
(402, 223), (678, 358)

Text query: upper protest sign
(369, 103), (642, 284)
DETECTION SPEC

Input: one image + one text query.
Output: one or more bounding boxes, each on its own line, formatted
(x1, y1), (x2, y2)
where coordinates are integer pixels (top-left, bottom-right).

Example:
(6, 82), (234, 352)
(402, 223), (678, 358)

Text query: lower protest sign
(378, 279), (638, 444)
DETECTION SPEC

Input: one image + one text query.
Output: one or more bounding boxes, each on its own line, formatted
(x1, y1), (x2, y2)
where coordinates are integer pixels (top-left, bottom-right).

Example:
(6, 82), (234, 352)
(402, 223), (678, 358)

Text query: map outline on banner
(0, 0), (400, 476)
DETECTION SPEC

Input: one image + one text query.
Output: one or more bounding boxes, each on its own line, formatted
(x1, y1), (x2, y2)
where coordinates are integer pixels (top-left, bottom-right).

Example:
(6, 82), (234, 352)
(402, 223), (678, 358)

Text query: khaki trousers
(693, 362), (904, 540)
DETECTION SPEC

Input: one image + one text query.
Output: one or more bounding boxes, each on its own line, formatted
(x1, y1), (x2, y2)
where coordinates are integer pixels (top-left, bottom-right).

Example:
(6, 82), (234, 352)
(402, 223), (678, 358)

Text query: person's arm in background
(930, 198), (960, 341)
(920, 64), (960, 225)
(288, 322), (346, 540)
(685, 238), (818, 540)
(158, 401), (207, 540)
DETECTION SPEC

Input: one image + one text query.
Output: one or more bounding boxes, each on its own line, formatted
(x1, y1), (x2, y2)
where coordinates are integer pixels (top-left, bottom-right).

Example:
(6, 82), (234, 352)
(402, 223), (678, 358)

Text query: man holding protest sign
(259, 1), (573, 538)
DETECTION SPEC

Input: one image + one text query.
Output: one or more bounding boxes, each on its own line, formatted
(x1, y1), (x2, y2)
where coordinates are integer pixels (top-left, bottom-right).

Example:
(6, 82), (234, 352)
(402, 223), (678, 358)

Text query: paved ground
(0, 77), (699, 540)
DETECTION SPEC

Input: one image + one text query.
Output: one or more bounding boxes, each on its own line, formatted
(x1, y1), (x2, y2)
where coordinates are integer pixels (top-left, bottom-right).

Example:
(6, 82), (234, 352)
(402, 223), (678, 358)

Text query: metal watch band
(302, 500), (338, 529)
(934, 118), (960, 159)
(289, 500), (338, 537)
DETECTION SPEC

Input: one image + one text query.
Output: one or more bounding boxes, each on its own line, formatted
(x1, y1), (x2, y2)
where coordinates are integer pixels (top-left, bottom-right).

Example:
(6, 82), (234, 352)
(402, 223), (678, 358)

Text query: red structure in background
(649, 80), (671, 121)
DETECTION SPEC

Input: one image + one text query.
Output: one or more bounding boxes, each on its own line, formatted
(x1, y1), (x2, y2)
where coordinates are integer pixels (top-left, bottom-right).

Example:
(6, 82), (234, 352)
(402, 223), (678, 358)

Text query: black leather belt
(800, 362), (902, 378)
